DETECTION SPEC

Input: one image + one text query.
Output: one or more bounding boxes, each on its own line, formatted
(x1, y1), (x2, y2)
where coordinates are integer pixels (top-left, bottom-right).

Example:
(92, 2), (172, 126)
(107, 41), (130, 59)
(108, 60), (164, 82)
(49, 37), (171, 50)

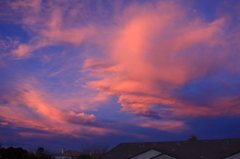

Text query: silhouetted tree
(37, 147), (44, 154)
(28, 147), (51, 159)
(188, 134), (198, 141)
(0, 146), (28, 159)
(0, 145), (53, 159)
(81, 142), (109, 159)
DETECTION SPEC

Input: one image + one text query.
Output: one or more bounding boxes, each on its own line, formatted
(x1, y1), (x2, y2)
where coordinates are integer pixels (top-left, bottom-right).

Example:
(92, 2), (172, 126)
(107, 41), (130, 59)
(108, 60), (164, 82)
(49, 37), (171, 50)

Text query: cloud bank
(0, 0), (240, 141)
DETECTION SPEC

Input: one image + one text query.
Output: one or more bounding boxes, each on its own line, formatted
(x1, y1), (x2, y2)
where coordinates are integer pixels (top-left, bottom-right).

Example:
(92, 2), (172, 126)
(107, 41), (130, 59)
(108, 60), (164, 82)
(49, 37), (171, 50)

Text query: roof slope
(52, 150), (81, 157)
(101, 139), (240, 159)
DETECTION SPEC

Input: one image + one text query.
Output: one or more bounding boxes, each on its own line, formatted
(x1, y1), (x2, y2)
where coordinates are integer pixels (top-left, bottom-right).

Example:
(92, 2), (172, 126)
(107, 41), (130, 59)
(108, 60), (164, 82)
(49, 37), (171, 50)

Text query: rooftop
(101, 138), (240, 159)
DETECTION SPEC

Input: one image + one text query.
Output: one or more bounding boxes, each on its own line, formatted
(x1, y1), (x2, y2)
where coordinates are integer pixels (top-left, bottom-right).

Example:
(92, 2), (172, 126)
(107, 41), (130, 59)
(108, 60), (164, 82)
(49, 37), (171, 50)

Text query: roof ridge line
(120, 138), (240, 144)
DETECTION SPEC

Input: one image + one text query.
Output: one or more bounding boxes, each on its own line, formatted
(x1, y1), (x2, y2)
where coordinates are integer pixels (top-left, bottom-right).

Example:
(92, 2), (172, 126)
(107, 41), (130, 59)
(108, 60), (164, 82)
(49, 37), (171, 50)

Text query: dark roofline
(119, 138), (240, 145)
(106, 138), (240, 152)
(106, 143), (124, 153)
(101, 138), (240, 159)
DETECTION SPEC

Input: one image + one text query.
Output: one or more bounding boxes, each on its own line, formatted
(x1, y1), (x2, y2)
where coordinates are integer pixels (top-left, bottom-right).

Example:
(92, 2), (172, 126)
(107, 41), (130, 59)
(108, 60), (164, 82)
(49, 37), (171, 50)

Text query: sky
(0, 0), (240, 153)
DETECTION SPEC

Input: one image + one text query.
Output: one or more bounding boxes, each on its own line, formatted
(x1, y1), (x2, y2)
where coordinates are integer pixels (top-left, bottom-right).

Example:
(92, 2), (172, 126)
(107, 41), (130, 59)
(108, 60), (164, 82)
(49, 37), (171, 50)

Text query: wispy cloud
(4, 0), (97, 59)
(0, 0), (240, 143)
(129, 116), (189, 133)
(0, 78), (118, 138)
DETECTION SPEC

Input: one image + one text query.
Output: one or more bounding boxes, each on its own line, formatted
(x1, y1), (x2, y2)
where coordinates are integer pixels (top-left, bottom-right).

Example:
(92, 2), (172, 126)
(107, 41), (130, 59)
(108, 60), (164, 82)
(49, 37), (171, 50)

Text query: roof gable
(152, 154), (176, 159)
(130, 149), (162, 159)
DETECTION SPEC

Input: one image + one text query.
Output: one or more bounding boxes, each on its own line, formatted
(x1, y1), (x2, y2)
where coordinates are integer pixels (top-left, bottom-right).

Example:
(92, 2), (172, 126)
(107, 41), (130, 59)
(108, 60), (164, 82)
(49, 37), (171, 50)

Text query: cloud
(5, 0), (96, 59)
(84, 1), (240, 120)
(1, 0), (240, 136)
(0, 78), (118, 138)
(0, 122), (8, 126)
(12, 44), (33, 58)
(137, 119), (188, 133)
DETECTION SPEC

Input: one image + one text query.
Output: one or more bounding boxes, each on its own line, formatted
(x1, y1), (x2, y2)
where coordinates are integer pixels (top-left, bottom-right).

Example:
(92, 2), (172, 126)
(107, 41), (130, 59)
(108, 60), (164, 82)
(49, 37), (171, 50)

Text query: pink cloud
(2, 0), (240, 133)
(84, 1), (239, 121)
(8, 0), (96, 58)
(12, 44), (33, 58)
(132, 117), (188, 133)
(0, 122), (8, 126)
(0, 78), (118, 138)
(11, 0), (41, 13)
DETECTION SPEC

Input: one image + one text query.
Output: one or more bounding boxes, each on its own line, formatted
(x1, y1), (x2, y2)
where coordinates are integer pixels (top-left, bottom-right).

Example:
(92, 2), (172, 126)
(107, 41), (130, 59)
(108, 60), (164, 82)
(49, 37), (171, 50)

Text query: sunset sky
(0, 0), (240, 153)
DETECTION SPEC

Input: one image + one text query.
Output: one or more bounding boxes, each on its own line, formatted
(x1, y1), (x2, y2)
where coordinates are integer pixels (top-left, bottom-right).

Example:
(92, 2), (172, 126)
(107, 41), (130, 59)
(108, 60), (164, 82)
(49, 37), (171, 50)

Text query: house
(101, 138), (240, 159)
(52, 148), (82, 159)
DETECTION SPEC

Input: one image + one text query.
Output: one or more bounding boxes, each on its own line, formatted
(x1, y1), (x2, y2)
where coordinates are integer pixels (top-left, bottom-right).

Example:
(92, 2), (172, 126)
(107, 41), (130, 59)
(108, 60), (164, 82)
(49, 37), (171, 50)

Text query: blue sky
(0, 0), (240, 153)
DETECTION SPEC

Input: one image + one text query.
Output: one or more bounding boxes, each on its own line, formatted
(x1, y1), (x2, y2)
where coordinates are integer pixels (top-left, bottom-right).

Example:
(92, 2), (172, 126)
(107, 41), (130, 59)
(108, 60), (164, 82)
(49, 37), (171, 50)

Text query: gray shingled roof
(101, 139), (240, 159)
(52, 150), (81, 157)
